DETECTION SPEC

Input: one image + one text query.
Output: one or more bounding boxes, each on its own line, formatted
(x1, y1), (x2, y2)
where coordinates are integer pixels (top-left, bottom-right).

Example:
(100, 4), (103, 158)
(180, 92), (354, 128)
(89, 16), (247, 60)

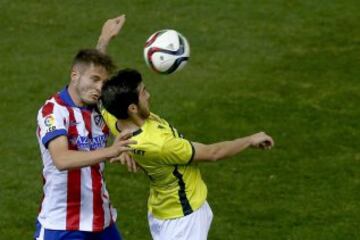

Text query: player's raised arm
(192, 132), (274, 162)
(96, 15), (126, 53)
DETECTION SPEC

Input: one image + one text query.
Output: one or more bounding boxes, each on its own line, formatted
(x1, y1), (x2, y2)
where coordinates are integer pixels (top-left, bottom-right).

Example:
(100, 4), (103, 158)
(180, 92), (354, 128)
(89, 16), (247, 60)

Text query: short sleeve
(160, 133), (195, 165)
(37, 102), (67, 148)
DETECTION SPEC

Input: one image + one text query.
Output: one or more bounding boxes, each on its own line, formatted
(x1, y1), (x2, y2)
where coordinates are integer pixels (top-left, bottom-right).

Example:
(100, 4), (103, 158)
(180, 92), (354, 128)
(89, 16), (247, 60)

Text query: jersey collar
(115, 122), (143, 136)
(59, 86), (94, 110)
(132, 129), (143, 136)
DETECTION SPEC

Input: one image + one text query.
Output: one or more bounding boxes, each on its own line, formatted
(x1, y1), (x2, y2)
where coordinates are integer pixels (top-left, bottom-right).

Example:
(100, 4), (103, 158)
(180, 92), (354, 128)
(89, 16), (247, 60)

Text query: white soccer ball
(144, 29), (190, 74)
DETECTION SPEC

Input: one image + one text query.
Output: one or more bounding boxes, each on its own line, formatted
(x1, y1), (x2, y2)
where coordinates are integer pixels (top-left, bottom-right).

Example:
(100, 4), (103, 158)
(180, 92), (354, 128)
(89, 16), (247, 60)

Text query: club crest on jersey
(94, 114), (105, 128)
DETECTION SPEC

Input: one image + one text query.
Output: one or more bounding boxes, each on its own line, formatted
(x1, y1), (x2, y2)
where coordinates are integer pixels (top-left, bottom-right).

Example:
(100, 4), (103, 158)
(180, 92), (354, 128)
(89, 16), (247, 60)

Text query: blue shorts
(34, 220), (122, 240)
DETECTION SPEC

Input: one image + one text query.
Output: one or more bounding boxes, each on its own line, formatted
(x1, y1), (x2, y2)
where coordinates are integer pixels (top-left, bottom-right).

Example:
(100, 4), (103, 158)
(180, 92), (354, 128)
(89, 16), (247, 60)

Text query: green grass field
(0, 1), (359, 239)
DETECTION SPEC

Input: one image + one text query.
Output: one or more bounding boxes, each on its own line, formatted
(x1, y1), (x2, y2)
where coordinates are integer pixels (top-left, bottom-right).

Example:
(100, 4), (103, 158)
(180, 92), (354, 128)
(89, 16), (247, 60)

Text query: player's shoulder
(38, 93), (68, 119)
(134, 113), (170, 145)
(148, 112), (162, 122)
(148, 112), (171, 126)
(145, 113), (170, 132)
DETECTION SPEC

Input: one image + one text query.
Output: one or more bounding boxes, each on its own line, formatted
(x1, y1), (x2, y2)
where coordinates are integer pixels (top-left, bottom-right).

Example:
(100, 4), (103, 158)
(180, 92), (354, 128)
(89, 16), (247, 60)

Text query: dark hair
(101, 68), (143, 119)
(72, 49), (116, 73)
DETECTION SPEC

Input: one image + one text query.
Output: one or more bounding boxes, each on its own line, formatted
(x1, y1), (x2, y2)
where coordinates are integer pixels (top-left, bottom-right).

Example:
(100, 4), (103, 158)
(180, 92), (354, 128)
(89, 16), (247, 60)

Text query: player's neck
(67, 84), (85, 107)
(117, 116), (145, 133)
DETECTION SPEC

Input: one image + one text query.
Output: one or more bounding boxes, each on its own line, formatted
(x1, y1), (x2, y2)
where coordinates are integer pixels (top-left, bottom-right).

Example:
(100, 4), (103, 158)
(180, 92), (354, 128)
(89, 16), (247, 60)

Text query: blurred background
(0, 0), (359, 239)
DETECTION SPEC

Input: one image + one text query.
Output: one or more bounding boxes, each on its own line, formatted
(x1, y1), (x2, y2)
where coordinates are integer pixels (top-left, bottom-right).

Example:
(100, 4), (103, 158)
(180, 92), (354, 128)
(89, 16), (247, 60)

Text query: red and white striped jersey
(36, 87), (116, 232)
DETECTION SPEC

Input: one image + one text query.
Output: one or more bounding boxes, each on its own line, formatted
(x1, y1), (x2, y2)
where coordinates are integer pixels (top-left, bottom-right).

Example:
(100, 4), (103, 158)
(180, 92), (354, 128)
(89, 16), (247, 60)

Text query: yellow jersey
(101, 109), (208, 219)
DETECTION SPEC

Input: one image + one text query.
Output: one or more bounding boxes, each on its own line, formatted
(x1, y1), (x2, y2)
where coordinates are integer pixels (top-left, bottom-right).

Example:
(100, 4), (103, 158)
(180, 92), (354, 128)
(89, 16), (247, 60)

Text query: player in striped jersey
(34, 16), (135, 240)
(100, 69), (275, 240)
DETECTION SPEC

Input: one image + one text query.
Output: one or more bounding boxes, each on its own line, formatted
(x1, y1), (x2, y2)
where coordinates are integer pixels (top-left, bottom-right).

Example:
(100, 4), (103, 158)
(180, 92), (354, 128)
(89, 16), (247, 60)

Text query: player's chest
(66, 109), (108, 150)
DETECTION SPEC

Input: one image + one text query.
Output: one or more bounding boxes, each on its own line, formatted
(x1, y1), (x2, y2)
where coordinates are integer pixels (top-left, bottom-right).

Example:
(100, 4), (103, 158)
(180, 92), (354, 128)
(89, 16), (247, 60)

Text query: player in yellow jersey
(100, 68), (274, 240)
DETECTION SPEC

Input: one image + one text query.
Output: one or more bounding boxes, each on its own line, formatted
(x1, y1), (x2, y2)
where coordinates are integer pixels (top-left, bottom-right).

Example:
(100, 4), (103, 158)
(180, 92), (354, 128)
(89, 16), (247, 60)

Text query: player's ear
(71, 67), (79, 82)
(70, 65), (82, 83)
(128, 103), (138, 115)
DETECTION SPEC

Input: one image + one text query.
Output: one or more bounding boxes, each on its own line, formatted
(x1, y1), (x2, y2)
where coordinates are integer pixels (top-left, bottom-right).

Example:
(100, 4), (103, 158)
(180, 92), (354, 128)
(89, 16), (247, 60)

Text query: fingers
(128, 154), (138, 172)
(259, 140), (272, 150)
(114, 137), (135, 145)
(110, 152), (138, 173)
(123, 153), (139, 173)
(110, 14), (126, 32)
(100, 14), (126, 40)
(267, 136), (274, 147)
(118, 139), (137, 147)
(114, 130), (133, 143)
(114, 15), (126, 24)
(251, 132), (275, 150)
(119, 130), (133, 140)
(125, 153), (132, 171)
(110, 137), (136, 160)
(109, 155), (122, 163)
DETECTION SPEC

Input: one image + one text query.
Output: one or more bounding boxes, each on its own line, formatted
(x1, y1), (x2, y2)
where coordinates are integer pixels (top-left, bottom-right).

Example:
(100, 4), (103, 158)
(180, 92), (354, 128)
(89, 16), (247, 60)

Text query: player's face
(72, 64), (109, 106)
(137, 83), (151, 119)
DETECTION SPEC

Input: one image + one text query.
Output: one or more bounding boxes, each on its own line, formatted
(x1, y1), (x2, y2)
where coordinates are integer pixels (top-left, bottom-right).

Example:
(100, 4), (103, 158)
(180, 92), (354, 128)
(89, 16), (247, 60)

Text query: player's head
(70, 49), (115, 106)
(101, 68), (151, 120)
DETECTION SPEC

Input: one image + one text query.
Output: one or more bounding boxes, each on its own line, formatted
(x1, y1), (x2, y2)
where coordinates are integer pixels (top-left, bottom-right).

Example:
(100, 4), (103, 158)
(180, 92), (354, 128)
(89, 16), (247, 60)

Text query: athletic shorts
(148, 201), (213, 240)
(33, 220), (122, 240)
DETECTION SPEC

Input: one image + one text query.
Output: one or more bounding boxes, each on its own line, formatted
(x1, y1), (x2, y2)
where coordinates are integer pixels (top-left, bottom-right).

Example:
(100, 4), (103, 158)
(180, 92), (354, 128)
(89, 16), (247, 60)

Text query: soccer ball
(144, 29), (190, 74)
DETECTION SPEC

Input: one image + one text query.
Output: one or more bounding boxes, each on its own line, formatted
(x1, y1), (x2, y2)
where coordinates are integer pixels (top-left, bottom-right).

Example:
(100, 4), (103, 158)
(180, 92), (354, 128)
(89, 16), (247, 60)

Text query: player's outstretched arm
(48, 135), (135, 171)
(192, 132), (274, 162)
(96, 15), (126, 53)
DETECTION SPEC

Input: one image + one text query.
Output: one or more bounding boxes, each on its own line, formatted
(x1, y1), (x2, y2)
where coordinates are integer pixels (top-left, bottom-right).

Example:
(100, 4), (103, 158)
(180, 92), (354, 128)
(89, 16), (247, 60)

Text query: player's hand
(101, 15), (126, 40)
(97, 15), (126, 52)
(108, 131), (136, 157)
(108, 138), (136, 157)
(110, 152), (139, 173)
(109, 130), (139, 172)
(249, 132), (274, 150)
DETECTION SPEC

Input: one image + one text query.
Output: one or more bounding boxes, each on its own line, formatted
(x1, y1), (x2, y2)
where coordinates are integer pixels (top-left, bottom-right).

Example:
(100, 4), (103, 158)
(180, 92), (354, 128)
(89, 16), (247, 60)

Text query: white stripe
(79, 166), (94, 231)
(74, 109), (93, 231)
(102, 179), (111, 227)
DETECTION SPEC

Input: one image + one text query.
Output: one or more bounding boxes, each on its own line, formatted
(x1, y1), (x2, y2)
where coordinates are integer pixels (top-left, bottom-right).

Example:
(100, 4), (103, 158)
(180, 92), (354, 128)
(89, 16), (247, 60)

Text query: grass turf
(0, 0), (359, 239)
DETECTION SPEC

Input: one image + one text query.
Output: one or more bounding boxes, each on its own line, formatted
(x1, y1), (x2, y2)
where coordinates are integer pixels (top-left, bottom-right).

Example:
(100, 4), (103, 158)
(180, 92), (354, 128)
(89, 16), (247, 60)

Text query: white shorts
(148, 201), (213, 240)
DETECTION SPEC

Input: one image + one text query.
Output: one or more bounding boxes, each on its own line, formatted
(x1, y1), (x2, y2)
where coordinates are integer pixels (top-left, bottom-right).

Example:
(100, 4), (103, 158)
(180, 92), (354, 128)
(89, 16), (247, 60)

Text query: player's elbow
(52, 158), (69, 171)
(207, 148), (223, 162)
(54, 162), (67, 171)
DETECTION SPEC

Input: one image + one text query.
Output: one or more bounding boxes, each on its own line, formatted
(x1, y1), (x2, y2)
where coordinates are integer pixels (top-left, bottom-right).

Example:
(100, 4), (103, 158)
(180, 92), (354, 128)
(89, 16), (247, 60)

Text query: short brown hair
(72, 49), (116, 73)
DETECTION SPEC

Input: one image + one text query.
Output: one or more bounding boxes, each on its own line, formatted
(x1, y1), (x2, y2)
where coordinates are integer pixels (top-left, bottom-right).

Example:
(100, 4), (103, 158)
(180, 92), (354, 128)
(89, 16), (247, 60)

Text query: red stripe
(91, 164), (104, 231)
(102, 124), (109, 135)
(41, 102), (54, 117)
(145, 31), (162, 47)
(54, 93), (67, 106)
(67, 107), (78, 150)
(65, 107), (81, 230)
(82, 110), (92, 140)
(81, 110), (105, 230)
(147, 47), (162, 73)
(66, 170), (81, 230)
